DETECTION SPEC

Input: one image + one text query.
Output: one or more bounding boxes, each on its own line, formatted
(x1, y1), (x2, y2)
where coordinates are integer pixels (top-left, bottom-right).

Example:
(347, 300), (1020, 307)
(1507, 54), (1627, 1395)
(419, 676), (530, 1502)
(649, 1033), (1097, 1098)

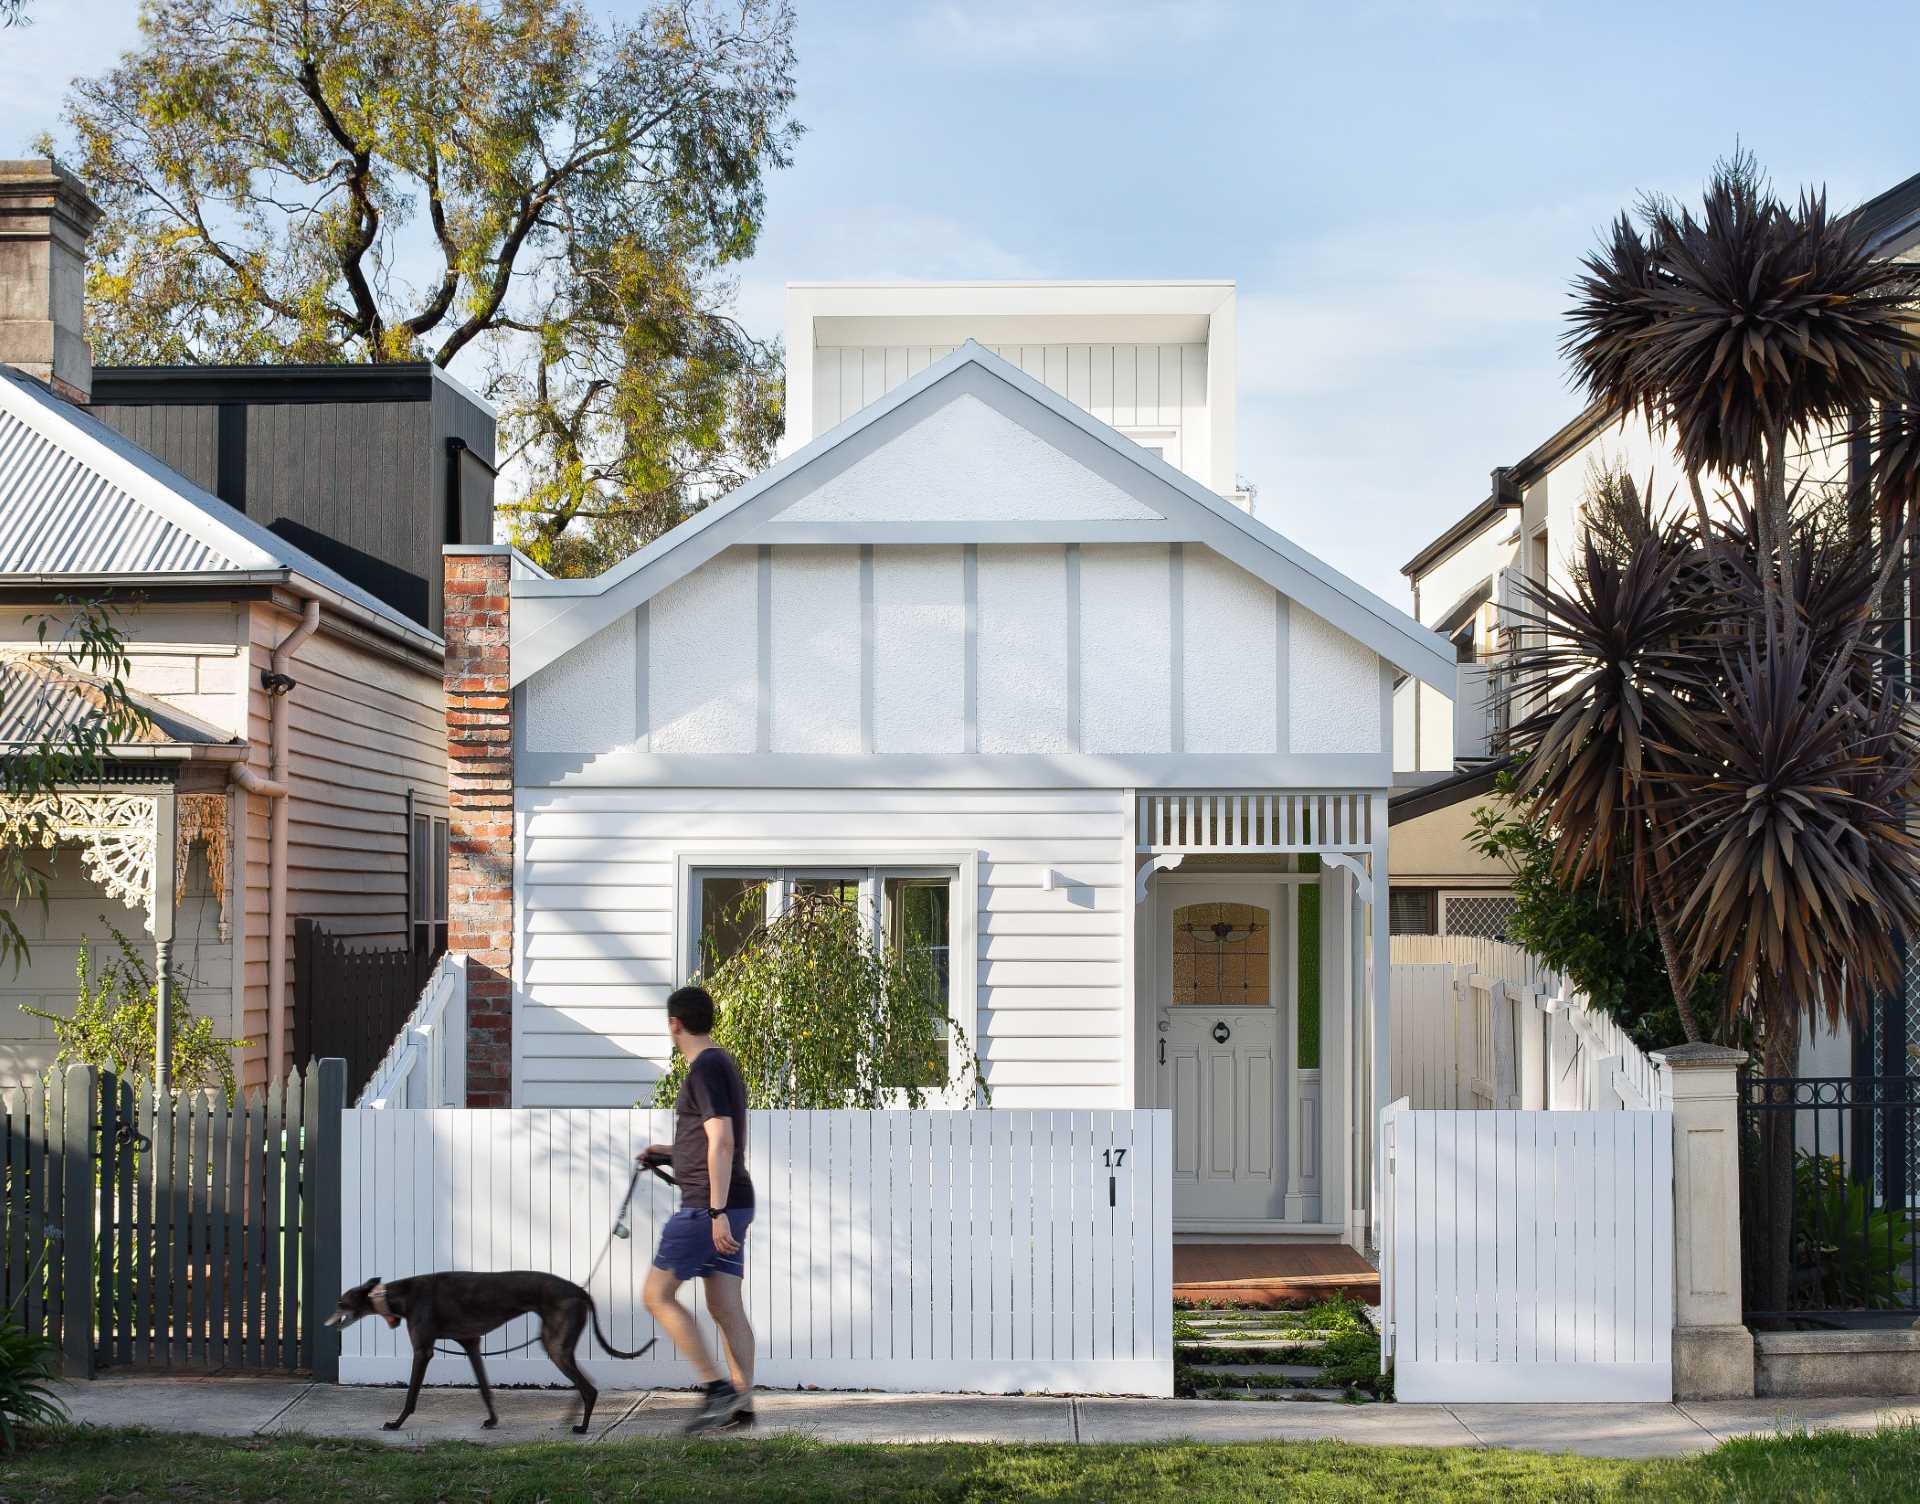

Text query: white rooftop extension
(512, 339), (1453, 707)
(782, 280), (1239, 496)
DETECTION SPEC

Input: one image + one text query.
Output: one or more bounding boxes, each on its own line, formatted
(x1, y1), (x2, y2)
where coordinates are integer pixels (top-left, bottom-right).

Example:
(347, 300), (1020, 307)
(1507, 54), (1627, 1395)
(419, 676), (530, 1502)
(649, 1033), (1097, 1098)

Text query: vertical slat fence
(339, 1107), (1173, 1396)
(1383, 1104), (1674, 1402)
(2, 1059), (344, 1378)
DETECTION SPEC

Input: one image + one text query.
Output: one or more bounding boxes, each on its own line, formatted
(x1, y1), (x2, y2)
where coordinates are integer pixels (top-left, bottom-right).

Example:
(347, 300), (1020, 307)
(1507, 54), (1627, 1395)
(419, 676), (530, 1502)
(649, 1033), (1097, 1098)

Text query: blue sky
(8, 0), (1917, 601)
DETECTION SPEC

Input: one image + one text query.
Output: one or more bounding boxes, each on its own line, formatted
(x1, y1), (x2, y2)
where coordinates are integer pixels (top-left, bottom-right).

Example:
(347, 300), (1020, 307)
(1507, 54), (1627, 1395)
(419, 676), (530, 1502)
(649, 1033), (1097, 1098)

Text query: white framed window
(679, 853), (978, 1093)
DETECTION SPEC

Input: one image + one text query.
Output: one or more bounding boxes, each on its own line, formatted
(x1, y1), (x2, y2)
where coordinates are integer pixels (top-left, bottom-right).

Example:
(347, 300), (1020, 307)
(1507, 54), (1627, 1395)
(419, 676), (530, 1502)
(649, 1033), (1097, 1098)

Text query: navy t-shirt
(671, 1046), (754, 1210)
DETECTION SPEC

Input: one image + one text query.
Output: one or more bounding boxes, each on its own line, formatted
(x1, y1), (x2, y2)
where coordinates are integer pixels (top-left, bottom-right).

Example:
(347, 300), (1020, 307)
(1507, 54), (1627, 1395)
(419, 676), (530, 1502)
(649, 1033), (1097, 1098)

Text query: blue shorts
(653, 1206), (753, 1281)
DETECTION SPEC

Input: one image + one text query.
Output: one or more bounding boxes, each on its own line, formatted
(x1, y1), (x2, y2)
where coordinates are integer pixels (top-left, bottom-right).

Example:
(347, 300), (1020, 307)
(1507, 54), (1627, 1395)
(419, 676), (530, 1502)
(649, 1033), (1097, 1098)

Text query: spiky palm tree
(1564, 150), (1920, 587)
(1501, 493), (1724, 1041)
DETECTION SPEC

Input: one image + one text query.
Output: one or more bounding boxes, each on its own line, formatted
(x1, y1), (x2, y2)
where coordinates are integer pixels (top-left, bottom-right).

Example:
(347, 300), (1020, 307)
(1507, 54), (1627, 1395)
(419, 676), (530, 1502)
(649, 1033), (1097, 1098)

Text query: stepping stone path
(1174, 1308), (1376, 1404)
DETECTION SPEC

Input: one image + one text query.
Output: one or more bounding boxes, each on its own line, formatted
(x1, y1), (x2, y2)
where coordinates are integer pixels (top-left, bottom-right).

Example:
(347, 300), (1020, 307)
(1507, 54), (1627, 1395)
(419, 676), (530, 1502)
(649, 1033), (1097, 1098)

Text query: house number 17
(1102, 1148), (1127, 1168)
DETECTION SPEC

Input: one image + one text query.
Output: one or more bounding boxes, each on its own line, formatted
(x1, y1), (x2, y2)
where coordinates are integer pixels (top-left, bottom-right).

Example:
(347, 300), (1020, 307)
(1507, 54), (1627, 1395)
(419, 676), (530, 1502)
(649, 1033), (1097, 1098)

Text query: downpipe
(234, 596), (320, 1083)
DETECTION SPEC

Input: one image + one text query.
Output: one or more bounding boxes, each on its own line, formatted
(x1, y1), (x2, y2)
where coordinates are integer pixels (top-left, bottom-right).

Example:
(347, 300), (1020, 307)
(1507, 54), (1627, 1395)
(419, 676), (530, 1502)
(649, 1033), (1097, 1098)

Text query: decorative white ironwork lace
(0, 790), (230, 937)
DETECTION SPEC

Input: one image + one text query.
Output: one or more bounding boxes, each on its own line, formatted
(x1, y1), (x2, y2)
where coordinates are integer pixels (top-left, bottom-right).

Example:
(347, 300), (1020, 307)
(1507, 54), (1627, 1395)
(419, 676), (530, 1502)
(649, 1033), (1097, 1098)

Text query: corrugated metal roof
(0, 367), (441, 647)
(0, 401), (239, 574)
(0, 652), (237, 751)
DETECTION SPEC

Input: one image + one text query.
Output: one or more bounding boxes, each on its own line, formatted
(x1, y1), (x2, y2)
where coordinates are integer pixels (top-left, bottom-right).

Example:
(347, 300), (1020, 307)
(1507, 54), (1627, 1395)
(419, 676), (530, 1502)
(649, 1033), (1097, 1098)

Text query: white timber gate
(1380, 1100), (1674, 1401)
(339, 1107), (1173, 1395)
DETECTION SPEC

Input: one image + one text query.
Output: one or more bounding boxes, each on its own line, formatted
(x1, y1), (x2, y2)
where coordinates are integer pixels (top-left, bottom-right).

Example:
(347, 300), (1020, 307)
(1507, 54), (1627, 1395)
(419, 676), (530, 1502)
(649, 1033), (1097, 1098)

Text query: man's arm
(704, 1117), (739, 1254)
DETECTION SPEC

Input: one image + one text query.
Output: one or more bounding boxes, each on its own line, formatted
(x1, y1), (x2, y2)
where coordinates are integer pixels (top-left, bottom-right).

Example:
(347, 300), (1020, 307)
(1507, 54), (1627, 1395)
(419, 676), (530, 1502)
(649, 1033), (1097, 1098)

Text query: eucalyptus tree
(58, 0), (801, 575)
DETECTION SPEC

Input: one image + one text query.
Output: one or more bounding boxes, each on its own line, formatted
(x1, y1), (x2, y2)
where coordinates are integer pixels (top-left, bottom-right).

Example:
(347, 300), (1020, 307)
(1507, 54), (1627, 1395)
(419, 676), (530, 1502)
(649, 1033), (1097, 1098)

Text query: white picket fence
(1389, 936), (1661, 1115)
(356, 952), (466, 1109)
(1380, 1103), (1674, 1401)
(1383, 937), (1675, 1402)
(339, 1107), (1174, 1395)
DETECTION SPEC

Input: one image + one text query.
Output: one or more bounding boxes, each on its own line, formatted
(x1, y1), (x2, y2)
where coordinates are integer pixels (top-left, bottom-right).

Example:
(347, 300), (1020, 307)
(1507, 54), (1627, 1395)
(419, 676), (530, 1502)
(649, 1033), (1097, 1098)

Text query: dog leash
(433, 1160), (677, 1359)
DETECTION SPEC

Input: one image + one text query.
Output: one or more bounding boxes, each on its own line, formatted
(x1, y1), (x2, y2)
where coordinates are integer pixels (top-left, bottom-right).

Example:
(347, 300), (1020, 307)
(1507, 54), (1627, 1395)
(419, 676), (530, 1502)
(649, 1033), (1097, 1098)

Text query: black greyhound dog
(326, 1272), (656, 1433)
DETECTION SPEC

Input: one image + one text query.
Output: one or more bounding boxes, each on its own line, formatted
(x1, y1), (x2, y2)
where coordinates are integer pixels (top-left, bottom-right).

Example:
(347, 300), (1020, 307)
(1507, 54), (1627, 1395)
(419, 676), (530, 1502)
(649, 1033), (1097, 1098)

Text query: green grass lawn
(4, 1424), (1920, 1503)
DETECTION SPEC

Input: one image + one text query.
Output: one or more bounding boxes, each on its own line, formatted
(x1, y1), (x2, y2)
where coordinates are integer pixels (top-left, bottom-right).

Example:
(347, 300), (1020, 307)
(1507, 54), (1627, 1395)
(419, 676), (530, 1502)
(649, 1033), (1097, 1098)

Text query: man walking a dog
(642, 985), (757, 1432)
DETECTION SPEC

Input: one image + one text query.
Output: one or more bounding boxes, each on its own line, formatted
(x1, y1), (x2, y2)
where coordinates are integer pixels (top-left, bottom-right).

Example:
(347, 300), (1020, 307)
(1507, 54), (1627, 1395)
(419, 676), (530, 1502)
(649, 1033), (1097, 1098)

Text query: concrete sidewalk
(47, 1376), (1920, 1459)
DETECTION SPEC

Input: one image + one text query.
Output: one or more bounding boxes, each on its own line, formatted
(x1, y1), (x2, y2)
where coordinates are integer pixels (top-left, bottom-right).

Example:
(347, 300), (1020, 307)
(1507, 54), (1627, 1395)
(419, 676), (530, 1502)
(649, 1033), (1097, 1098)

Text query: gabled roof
(513, 341), (1456, 694)
(0, 651), (240, 753)
(0, 366), (438, 649)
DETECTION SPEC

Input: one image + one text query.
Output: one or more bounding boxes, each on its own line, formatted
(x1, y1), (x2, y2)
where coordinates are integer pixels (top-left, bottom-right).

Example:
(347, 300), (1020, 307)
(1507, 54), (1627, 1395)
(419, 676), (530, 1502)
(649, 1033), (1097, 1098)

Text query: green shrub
(0, 1315), (66, 1451)
(653, 889), (985, 1111)
(1791, 1151), (1914, 1310)
(22, 922), (247, 1099)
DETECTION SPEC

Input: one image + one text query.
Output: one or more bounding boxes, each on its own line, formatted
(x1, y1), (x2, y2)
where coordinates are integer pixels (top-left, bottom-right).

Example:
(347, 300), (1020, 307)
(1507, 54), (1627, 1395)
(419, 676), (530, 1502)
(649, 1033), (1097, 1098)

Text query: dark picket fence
(1, 1059), (345, 1377)
(293, 919), (432, 1100)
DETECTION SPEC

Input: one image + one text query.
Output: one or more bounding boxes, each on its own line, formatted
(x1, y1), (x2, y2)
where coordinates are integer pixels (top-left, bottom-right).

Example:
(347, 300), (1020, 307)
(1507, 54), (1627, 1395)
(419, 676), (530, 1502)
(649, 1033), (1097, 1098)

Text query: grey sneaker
(684, 1383), (750, 1433)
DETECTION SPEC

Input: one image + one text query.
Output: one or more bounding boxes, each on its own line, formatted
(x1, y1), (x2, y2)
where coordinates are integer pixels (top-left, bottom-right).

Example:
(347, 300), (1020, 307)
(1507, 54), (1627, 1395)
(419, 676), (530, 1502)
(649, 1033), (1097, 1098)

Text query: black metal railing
(1739, 1074), (1920, 1325)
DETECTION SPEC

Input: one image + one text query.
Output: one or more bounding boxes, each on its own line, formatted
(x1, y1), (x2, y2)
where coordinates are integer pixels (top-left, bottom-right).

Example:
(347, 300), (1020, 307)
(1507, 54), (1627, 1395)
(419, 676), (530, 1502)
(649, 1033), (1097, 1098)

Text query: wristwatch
(707, 1206), (728, 1219)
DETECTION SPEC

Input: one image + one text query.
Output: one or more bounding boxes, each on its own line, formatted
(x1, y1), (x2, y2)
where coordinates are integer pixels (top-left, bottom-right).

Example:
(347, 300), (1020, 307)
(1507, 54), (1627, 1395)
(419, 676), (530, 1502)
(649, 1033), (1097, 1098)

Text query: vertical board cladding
(811, 344), (1207, 481)
(443, 554), (512, 1105)
(515, 788), (1128, 1109)
(245, 602), (445, 1090)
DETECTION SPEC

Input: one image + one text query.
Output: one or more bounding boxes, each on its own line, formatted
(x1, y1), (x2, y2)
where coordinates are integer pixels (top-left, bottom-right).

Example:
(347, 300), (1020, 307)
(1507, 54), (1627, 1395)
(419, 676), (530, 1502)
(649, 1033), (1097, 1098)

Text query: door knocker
(1212, 1020), (1231, 1044)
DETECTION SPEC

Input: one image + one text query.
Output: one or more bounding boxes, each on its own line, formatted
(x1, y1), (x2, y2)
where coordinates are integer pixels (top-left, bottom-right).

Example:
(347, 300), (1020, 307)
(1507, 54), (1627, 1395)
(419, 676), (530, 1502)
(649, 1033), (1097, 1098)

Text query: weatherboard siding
(513, 787), (1128, 1110)
(244, 602), (446, 1085)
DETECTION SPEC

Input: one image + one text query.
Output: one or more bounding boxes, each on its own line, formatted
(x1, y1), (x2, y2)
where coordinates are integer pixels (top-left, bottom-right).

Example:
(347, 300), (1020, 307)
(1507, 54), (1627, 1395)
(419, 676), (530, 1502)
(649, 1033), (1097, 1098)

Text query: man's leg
(642, 1264), (722, 1384)
(702, 1273), (755, 1394)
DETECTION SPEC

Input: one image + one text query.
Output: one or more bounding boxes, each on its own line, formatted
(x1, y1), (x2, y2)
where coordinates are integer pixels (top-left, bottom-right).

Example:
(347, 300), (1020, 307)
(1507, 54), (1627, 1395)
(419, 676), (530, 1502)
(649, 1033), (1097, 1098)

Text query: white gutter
(245, 597), (320, 1081)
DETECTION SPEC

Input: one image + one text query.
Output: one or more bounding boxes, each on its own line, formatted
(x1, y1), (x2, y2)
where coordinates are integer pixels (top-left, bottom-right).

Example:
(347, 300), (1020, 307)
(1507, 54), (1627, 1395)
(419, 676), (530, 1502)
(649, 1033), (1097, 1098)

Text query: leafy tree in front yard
(56, 0), (801, 576)
(652, 889), (986, 1111)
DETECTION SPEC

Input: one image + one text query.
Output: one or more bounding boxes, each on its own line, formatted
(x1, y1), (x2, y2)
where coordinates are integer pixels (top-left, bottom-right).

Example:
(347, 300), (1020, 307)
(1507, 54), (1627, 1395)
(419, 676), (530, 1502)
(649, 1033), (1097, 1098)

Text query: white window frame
(674, 848), (980, 1098)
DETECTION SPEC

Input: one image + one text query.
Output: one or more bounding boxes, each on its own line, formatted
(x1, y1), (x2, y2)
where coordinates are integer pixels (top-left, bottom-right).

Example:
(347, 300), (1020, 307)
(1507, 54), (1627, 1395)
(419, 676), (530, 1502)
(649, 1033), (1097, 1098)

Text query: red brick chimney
(443, 546), (514, 1105)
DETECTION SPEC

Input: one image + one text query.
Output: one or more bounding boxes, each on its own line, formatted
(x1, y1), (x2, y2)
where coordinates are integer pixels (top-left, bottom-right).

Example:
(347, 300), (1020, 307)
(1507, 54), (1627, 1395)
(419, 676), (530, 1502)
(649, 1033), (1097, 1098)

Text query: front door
(1155, 878), (1288, 1223)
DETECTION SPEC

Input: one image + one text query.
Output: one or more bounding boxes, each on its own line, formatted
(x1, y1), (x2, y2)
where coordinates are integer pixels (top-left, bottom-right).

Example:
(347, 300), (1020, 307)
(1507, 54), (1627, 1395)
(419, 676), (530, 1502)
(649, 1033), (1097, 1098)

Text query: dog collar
(369, 1284), (400, 1329)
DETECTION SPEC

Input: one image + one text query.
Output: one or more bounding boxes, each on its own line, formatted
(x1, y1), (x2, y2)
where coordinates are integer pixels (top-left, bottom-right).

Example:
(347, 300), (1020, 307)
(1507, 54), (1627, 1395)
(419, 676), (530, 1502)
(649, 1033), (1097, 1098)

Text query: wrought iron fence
(1739, 1074), (1919, 1325)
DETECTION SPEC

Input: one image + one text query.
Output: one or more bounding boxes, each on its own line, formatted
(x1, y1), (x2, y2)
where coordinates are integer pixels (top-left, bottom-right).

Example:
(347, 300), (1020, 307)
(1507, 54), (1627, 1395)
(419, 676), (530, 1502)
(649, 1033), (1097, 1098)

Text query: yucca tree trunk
(1650, 901), (1704, 1045)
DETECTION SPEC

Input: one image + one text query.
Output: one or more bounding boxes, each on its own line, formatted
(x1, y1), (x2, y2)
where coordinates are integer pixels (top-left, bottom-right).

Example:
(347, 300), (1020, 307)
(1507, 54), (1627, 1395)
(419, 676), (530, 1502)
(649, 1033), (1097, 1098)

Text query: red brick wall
(444, 551), (513, 1105)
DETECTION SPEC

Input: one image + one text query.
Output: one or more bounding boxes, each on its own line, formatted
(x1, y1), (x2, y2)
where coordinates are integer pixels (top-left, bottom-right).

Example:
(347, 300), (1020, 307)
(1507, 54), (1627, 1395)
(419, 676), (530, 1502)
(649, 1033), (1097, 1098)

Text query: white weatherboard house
(482, 282), (1454, 1251)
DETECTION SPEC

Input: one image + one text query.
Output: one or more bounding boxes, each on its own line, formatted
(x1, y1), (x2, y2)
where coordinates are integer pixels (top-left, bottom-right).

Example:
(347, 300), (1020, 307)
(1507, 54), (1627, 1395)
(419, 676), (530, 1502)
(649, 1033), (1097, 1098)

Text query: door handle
(1158, 1038), (1166, 1065)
